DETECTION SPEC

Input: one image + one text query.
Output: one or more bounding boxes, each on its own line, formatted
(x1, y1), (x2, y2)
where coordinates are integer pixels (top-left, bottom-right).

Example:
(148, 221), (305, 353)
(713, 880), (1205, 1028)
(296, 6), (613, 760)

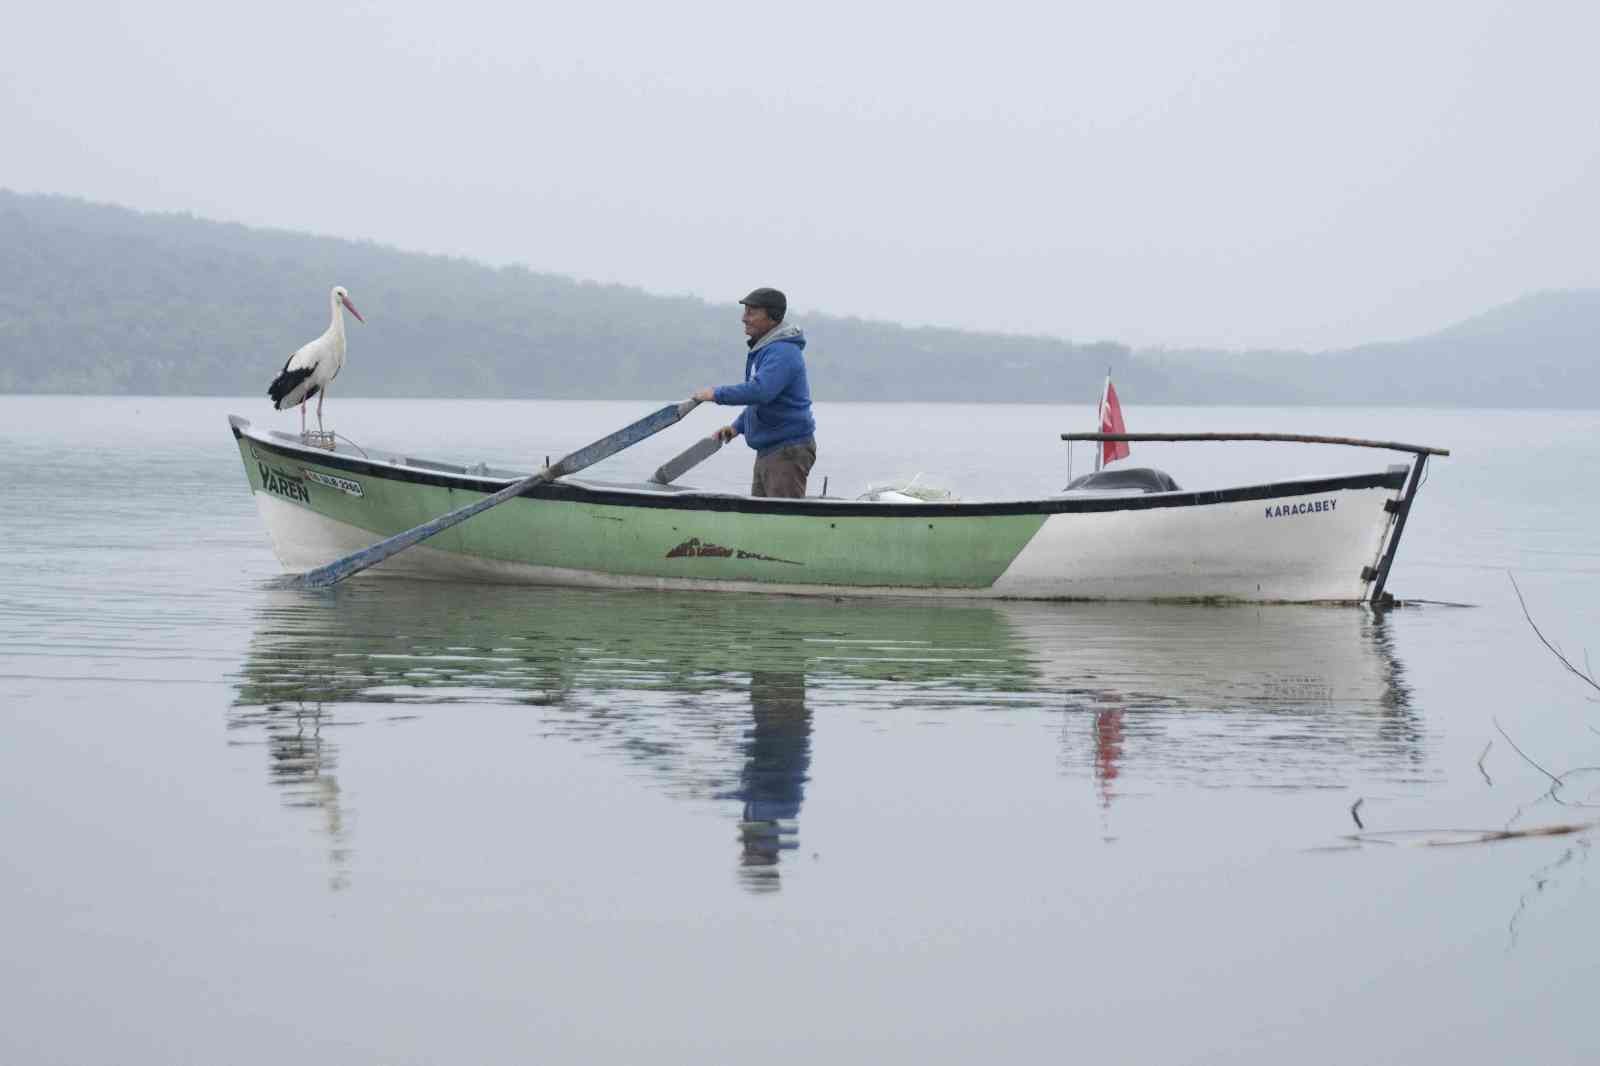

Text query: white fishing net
(856, 473), (959, 503)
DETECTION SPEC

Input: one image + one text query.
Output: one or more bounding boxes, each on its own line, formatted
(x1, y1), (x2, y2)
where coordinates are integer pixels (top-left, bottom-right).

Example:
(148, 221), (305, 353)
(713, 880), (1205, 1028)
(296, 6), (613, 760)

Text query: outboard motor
(1063, 467), (1181, 493)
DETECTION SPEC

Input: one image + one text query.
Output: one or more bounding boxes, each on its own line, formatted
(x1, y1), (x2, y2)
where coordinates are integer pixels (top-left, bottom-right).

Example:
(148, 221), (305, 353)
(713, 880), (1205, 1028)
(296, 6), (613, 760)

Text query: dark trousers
(751, 440), (816, 498)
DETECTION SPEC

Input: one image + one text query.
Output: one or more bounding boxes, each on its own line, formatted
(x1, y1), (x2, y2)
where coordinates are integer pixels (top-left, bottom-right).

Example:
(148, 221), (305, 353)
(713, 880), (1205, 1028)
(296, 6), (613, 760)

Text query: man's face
(742, 304), (775, 339)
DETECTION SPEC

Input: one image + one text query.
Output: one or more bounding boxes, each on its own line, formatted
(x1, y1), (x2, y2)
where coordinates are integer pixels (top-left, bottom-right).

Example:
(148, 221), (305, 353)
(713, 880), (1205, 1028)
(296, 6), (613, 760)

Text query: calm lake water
(2, 395), (1597, 1064)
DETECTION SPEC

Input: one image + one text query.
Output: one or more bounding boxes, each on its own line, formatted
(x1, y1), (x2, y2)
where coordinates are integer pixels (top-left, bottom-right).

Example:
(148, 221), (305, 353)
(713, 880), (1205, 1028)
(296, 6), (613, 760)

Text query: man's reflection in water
(731, 671), (811, 893)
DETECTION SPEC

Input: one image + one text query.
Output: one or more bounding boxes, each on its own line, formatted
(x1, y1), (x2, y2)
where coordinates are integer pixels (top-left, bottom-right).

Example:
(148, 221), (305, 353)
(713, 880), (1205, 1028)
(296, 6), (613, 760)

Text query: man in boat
(692, 287), (817, 498)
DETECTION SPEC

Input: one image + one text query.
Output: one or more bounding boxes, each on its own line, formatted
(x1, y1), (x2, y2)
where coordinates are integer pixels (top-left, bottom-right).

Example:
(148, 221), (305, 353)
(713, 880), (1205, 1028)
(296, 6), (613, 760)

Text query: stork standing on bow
(268, 286), (365, 436)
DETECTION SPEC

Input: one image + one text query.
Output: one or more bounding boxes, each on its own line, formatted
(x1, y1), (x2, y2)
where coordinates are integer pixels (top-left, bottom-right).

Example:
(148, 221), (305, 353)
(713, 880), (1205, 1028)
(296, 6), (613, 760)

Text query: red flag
(1099, 379), (1130, 466)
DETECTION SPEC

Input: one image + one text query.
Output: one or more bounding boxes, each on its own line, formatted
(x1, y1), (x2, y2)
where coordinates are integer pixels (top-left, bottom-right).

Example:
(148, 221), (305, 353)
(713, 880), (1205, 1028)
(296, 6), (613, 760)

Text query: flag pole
(1095, 368), (1110, 472)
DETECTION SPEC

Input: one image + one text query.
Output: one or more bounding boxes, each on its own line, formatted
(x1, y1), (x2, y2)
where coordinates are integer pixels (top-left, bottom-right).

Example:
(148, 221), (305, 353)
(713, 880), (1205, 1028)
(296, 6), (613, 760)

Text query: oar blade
(652, 435), (722, 484)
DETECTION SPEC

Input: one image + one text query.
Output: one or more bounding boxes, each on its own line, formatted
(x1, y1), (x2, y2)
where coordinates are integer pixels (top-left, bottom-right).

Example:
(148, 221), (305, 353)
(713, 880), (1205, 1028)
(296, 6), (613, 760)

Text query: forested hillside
(0, 192), (1194, 402)
(1151, 289), (1600, 407)
(2, 191), (1594, 406)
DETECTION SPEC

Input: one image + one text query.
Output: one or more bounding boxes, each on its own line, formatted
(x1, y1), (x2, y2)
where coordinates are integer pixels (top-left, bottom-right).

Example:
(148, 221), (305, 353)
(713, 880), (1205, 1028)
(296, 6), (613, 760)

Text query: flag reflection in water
(1093, 704), (1125, 809)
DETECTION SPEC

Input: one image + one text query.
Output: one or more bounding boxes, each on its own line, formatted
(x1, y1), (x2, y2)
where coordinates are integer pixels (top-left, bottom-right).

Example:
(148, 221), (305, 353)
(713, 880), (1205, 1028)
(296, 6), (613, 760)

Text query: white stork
(268, 286), (365, 435)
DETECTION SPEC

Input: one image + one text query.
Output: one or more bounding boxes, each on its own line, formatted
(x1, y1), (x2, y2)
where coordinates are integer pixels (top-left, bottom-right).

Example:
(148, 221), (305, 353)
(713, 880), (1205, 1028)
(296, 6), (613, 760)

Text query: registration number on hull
(300, 468), (364, 498)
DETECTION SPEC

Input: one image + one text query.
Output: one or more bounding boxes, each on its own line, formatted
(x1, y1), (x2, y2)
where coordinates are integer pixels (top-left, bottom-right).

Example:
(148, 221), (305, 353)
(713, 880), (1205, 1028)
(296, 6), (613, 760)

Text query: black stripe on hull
(234, 421), (1407, 518)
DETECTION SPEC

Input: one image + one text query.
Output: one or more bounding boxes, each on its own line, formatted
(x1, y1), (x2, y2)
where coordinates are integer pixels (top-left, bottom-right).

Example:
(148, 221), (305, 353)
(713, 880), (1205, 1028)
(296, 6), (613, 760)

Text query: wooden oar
(651, 434), (723, 484)
(297, 398), (702, 588)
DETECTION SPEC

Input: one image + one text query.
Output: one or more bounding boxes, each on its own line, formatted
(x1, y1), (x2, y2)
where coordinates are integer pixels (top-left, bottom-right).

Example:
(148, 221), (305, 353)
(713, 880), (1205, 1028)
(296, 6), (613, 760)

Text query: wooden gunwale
(234, 419), (1409, 518)
(1063, 432), (1450, 457)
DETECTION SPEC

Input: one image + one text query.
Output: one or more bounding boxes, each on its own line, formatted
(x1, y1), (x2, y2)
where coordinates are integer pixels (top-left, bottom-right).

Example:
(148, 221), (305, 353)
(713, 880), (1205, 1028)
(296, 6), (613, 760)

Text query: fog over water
(5, 1), (1599, 349)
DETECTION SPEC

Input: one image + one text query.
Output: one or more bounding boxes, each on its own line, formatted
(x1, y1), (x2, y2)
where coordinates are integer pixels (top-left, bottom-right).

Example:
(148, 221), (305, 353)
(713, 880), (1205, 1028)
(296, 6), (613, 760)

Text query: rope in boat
(333, 432), (368, 458)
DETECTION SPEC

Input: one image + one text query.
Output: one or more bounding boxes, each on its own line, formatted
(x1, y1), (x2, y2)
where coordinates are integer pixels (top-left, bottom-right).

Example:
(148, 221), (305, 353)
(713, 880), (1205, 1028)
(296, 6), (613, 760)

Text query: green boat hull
(237, 422), (1045, 590)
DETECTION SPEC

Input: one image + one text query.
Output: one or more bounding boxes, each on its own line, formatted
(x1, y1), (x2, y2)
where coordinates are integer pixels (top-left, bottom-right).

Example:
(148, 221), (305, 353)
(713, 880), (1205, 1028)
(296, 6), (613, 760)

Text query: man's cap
(739, 287), (787, 318)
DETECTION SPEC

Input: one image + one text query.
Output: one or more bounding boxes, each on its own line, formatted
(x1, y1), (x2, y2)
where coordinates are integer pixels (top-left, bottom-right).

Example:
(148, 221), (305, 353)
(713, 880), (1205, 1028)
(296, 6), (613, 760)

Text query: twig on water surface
(1491, 719), (1600, 810)
(1507, 573), (1600, 697)
(1321, 579), (1600, 859)
(1343, 820), (1598, 848)
(1506, 838), (1589, 952)
(1494, 718), (1562, 786)
(1431, 823), (1595, 847)
(1333, 722), (1600, 849)
(1332, 584), (1600, 944)
(1457, 823), (1591, 845)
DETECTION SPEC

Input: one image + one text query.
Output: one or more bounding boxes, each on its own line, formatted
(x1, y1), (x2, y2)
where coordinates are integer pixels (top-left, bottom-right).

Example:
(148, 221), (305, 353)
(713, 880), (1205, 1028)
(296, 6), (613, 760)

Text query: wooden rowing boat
(229, 415), (1445, 603)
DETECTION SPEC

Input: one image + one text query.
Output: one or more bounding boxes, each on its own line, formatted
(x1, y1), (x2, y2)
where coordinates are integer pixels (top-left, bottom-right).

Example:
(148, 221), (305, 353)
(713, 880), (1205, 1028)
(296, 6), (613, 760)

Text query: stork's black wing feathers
(268, 363), (316, 408)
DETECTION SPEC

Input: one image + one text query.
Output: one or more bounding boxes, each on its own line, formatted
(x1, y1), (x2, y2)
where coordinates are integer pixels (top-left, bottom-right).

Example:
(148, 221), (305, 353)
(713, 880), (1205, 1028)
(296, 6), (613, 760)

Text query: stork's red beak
(342, 295), (365, 323)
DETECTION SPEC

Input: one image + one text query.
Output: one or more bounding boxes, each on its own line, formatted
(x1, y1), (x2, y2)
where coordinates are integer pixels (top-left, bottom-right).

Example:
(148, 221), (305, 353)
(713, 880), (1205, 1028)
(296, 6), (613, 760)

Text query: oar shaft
(549, 398), (700, 478)
(299, 473), (545, 586)
(299, 398), (700, 588)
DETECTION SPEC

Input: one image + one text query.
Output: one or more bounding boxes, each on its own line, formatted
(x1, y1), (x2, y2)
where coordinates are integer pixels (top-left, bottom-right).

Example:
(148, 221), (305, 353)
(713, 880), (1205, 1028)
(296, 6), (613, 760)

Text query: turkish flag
(1100, 380), (1130, 466)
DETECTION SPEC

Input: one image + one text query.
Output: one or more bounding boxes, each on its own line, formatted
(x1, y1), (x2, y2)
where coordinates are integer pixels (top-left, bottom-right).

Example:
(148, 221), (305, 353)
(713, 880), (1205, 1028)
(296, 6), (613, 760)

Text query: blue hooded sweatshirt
(714, 323), (816, 455)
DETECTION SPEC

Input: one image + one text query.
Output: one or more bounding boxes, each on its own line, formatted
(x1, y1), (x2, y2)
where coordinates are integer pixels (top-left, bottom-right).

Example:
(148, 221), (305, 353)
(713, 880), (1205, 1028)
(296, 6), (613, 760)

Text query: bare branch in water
(1324, 584), (1600, 863)
(1491, 720), (1600, 809)
(1507, 839), (1589, 951)
(1494, 718), (1563, 786)
(1508, 573), (1600, 696)
(1432, 823), (1593, 846)
(1344, 821), (1597, 847)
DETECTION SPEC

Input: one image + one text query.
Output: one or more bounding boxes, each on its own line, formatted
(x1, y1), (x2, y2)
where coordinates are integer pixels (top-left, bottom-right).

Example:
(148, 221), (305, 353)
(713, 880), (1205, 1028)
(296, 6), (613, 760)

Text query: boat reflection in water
(1001, 601), (1423, 807)
(230, 583), (1420, 891)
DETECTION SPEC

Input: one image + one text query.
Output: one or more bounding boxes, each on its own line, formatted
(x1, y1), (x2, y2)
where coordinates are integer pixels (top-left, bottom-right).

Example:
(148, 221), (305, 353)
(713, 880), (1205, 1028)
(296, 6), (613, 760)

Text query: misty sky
(5, 1), (1597, 350)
